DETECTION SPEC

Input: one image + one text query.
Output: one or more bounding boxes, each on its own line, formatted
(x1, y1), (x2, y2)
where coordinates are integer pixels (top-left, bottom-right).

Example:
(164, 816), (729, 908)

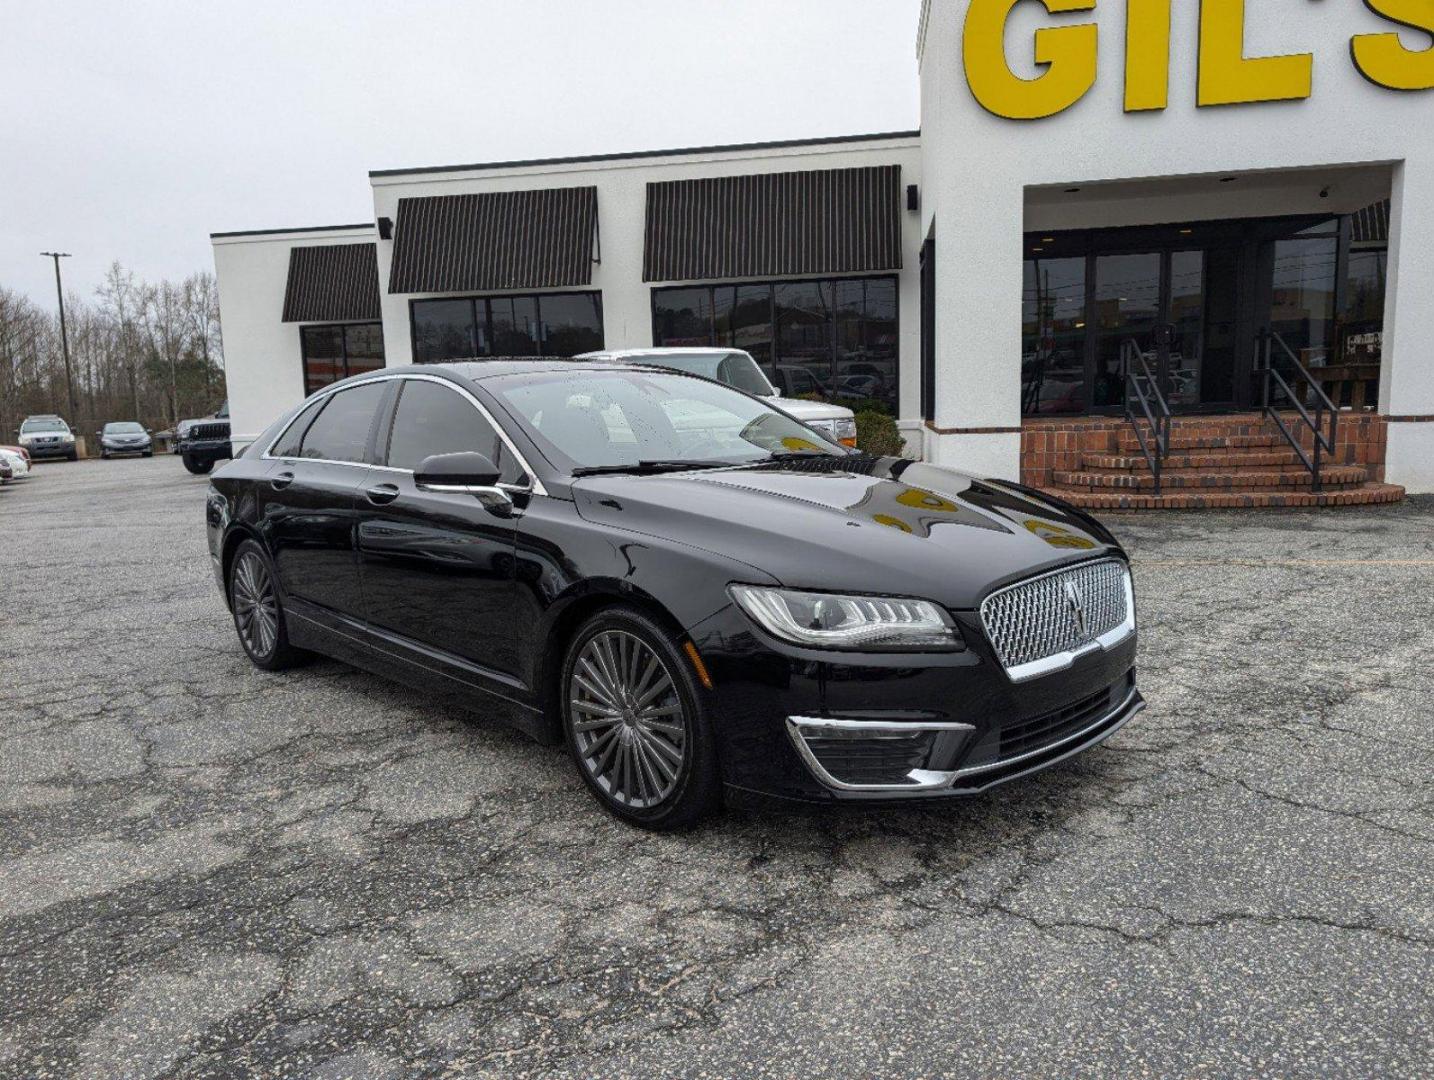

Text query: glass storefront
(653, 275), (898, 413)
(300, 322), (385, 396)
(1021, 213), (1385, 416)
(411, 292), (603, 362)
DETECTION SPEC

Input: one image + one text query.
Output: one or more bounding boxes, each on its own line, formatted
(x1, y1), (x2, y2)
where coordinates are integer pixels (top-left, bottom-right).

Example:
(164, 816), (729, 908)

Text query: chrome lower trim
(786, 683), (1142, 794)
(785, 717), (975, 792)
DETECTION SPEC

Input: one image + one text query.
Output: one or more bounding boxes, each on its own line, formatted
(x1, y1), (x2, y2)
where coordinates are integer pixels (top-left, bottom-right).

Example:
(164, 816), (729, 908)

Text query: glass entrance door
(1092, 252), (1162, 410)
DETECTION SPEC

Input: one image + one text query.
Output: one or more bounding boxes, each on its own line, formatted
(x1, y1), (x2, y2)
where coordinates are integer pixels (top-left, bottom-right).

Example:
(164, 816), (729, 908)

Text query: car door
(263, 379), (389, 625)
(354, 375), (525, 686)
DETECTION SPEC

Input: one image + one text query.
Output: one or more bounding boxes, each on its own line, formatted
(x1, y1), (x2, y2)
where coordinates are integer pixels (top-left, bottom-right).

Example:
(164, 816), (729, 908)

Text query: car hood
(570, 458), (1124, 610)
(768, 396), (853, 422)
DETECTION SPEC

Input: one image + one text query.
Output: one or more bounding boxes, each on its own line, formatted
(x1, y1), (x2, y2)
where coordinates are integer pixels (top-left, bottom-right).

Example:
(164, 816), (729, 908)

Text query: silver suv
(577, 348), (858, 447)
(18, 415), (78, 461)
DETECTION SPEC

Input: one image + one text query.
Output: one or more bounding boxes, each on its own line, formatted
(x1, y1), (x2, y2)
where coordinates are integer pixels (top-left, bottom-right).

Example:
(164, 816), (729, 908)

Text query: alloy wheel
(232, 551), (279, 659)
(569, 630), (687, 809)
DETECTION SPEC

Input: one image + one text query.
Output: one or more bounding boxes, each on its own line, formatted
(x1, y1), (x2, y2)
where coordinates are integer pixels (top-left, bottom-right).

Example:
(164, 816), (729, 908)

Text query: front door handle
(270, 471), (295, 490)
(365, 483), (400, 506)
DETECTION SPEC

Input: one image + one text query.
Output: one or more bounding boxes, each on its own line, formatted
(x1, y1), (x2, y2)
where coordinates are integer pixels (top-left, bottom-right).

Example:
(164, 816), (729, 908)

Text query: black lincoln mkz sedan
(207, 360), (1142, 828)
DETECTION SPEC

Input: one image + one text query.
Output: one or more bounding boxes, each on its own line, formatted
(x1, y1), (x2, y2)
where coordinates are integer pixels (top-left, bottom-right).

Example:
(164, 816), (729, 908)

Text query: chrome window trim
(980, 558), (1136, 684)
(261, 371), (547, 496)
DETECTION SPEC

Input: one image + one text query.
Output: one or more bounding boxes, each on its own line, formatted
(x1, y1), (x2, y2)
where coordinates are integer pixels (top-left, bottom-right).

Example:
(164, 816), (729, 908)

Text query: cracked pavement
(0, 456), (1430, 1079)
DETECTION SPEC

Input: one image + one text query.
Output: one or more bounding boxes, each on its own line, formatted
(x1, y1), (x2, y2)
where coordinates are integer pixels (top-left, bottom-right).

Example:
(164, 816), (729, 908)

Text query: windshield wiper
(570, 459), (736, 477)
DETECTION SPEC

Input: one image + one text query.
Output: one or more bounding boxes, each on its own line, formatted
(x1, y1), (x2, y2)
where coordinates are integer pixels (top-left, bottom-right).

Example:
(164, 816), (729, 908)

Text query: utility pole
(40, 252), (79, 422)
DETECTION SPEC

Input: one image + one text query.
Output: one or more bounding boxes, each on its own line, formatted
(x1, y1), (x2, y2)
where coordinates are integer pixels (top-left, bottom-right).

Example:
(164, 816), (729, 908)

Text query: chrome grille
(980, 559), (1132, 679)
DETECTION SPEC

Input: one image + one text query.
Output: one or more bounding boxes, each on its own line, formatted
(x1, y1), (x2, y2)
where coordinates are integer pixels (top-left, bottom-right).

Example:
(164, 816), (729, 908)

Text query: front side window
(411, 292), (604, 362)
(490, 370), (842, 471)
(292, 381), (387, 463)
(301, 322), (386, 395)
(384, 379), (522, 483)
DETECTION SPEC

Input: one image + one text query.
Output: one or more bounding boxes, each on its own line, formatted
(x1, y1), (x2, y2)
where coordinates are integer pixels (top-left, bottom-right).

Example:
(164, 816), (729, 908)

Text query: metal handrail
(1258, 329), (1338, 493)
(1122, 338), (1172, 495)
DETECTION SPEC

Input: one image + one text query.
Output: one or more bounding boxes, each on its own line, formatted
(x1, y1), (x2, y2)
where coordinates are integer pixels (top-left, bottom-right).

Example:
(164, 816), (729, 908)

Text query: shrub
(855, 409), (905, 457)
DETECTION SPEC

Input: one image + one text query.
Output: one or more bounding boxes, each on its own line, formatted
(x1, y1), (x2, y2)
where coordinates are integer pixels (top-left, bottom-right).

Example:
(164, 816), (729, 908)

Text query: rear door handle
(270, 471), (295, 490)
(365, 483), (400, 506)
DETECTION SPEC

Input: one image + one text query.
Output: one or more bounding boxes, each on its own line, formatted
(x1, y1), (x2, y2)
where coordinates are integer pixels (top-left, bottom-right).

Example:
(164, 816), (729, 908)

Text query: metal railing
(1122, 338), (1172, 495)
(1258, 329), (1338, 493)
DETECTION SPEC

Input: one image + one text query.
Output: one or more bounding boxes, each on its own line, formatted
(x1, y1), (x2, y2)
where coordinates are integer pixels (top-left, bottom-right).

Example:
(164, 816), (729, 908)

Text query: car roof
(577, 347), (745, 360)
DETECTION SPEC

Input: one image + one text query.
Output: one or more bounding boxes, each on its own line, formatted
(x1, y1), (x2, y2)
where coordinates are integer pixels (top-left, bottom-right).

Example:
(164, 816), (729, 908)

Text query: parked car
(0, 446), (32, 480)
(207, 361), (1141, 829)
(0, 457), (11, 484)
(578, 349), (858, 447)
(97, 421), (154, 458)
(17, 415), (77, 461)
(177, 400), (232, 475)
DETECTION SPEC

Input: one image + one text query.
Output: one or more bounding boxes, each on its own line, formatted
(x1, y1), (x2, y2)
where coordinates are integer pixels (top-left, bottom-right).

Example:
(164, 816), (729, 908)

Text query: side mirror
(414, 452), (507, 498)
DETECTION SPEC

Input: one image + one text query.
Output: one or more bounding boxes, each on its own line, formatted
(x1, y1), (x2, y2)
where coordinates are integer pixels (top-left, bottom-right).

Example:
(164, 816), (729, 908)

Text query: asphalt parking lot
(0, 455), (1430, 1079)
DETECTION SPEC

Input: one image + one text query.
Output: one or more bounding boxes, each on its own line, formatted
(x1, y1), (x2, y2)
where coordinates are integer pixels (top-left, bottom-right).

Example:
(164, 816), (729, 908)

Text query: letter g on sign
(963, 0), (1099, 120)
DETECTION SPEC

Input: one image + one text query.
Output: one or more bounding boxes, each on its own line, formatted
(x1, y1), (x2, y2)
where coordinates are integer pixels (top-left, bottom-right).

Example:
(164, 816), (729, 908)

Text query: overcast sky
(3, 0), (922, 307)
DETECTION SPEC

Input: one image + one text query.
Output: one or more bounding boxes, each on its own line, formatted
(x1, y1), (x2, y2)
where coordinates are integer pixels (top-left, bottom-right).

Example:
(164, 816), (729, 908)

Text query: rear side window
(385, 379), (522, 483)
(293, 381), (387, 463)
(272, 398), (327, 458)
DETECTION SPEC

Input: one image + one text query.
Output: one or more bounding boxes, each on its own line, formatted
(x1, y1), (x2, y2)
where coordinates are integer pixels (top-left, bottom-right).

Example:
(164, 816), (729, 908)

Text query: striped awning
(1351, 199), (1390, 245)
(642, 165), (903, 283)
(281, 243), (381, 322)
(387, 187), (598, 294)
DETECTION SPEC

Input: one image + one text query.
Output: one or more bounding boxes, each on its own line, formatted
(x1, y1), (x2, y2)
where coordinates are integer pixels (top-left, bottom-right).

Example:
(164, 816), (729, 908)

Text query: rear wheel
(561, 607), (721, 829)
(228, 539), (305, 670)
(183, 454), (212, 475)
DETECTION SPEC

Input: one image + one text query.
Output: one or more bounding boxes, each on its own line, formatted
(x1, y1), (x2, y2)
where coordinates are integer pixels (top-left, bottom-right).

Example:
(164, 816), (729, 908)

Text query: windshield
(216, 401), (229, 418)
(489, 370), (842, 472)
(625, 352), (774, 397)
(21, 419), (68, 433)
(104, 422), (144, 434)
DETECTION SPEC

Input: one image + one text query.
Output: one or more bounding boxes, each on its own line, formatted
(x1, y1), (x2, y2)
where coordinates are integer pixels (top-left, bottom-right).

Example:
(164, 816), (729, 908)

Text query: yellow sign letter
(1351, 0), (1434, 91)
(1198, 0), (1313, 107)
(963, 0), (1098, 120)
(1125, 0), (1173, 111)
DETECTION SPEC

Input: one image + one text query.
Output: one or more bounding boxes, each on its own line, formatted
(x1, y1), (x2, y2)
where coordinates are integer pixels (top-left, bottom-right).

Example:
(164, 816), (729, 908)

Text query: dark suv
(177, 401), (232, 475)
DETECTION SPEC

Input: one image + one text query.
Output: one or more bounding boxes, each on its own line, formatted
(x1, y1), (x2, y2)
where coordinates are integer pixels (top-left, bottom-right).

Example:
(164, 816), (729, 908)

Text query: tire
(101, 452), (109, 460)
(227, 539), (307, 671)
(183, 454), (212, 475)
(66, 451), (78, 462)
(143, 450), (153, 458)
(560, 606), (721, 829)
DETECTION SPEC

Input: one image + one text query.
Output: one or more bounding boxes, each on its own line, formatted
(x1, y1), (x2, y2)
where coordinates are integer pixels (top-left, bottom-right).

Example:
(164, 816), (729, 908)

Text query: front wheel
(143, 450), (153, 457)
(561, 607), (721, 829)
(182, 454), (212, 475)
(228, 539), (306, 670)
(66, 451), (78, 462)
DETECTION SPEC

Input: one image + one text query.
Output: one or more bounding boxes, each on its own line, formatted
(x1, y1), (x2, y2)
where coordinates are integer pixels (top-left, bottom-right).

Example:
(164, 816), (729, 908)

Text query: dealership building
(213, 0), (1434, 502)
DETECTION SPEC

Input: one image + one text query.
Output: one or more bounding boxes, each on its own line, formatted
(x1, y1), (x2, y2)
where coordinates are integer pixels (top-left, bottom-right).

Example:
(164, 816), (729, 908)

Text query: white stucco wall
(919, 0), (1434, 489)
(212, 225), (375, 448)
(368, 136), (925, 437)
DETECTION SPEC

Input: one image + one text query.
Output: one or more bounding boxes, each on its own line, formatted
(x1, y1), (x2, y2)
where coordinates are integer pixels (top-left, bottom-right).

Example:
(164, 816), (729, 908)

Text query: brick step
(1051, 466), (1369, 491)
(1116, 433), (1288, 452)
(1037, 482), (1406, 511)
(1084, 450), (1310, 471)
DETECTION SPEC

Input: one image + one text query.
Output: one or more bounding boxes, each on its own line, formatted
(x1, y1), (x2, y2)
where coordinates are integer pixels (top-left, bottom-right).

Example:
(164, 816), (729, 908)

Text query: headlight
(832, 417), (858, 447)
(730, 584), (963, 651)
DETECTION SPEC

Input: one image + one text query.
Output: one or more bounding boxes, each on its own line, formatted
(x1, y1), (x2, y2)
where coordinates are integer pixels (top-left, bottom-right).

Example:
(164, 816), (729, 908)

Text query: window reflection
(411, 292), (604, 361)
(1022, 257), (1086, 415)
(652, 276), (898, 413)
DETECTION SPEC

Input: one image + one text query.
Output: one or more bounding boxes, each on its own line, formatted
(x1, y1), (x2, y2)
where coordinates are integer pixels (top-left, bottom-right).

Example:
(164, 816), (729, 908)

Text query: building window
(410, 292), (604, 363)
(1021, 256), (1087, 415)
(300, 322), (386, 396)
(652, 275), (898, 413)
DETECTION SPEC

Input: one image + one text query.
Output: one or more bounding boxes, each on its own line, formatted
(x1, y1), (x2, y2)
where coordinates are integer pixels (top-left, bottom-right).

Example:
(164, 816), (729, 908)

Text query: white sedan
(0, 447), (31, 480)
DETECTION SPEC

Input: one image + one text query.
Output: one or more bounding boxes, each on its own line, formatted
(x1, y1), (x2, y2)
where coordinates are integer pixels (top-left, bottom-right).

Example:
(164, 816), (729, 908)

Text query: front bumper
(689, 602), (1140, 803)
(102, 442), (151, 455)
(25, 442), (74, 459)
(179, 438), (232, 464)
